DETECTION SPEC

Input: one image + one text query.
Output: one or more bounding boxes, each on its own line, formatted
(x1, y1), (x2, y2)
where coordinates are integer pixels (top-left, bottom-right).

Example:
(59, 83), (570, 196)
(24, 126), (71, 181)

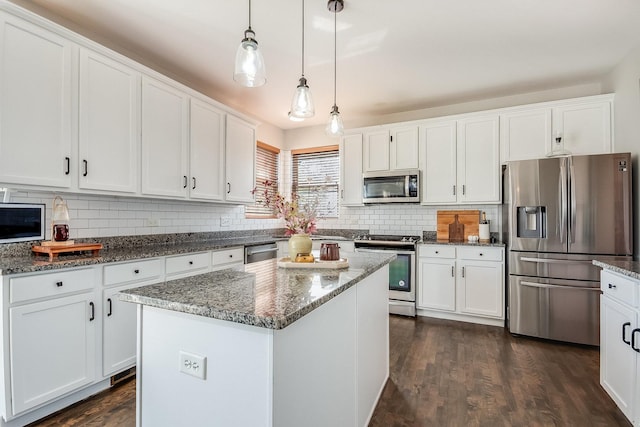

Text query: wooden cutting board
(437, 210), (480, 241)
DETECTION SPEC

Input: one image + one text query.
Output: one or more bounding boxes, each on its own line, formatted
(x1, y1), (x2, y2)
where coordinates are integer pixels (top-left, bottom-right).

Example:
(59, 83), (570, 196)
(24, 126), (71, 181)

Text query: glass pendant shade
(234, 28), (266, 87)
(326, 105), (344, 136)
(290, 76), (314, 118)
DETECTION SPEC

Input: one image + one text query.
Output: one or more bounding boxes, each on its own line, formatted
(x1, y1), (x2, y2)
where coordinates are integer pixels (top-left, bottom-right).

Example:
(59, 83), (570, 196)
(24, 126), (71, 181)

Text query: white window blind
(246, 142), (279, 217)
(292, 146), (339, 218)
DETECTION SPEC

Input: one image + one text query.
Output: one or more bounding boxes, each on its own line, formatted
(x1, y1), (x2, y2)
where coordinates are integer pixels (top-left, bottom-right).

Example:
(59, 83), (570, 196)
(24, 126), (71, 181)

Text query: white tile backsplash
(5, 190), (501, 240)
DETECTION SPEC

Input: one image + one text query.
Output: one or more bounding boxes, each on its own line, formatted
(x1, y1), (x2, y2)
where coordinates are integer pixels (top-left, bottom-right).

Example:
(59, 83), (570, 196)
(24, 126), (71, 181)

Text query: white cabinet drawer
(212, 247), (244, 267)
(601, 270), (638, 307)
(104, 258), (164, 286)
(419, 245), (456, 259)
(457, 247), (503, 262)
(166, 252), (210, 276)
(10, 268), (95, 304)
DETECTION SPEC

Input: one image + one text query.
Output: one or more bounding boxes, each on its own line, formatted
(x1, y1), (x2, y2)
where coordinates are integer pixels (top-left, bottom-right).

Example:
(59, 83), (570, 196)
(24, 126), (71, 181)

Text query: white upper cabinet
(189, 98), (225, 201)
(456, 115), (501, 204)
(79, 48), (140, 193)
(390, 126), (419, 170)
(141, 76), (189, 198)
(340, 133), (363, 206)
(363, 126), (419, 172)
(500, 108), (552, 162)
(500, 95), (613, 162)
(553, 99), (612, 156)
(0, 13), (73, 188)
(421, 116), (500, 205)
(225, 114), (256, 203)
(363, 130), (390, 172)
(420, 121), (457, 204)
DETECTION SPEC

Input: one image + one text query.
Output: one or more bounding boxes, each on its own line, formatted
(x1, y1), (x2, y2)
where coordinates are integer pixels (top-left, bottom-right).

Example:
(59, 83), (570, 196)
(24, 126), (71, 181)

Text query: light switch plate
(179, 350), (206, 380)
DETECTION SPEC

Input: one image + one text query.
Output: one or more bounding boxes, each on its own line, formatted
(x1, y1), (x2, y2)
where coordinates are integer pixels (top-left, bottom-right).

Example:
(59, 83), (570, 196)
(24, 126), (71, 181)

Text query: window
(292, 146), (339, 218)
(246, 141), (279, 217)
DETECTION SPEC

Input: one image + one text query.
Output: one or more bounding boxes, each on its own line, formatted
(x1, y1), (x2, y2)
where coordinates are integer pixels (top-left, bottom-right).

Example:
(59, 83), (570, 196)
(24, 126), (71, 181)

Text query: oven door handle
(356, 248), (415, 255)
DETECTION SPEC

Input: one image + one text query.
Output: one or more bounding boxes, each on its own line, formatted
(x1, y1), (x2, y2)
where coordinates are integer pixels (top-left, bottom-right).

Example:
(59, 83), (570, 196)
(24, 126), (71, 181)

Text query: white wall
(602, 46), (640, 258)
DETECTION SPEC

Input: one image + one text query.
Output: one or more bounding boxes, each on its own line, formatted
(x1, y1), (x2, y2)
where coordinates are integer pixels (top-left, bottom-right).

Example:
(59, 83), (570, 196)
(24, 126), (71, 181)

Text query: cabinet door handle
(461, 266), (465, 278)
(107, 298), (113, 317)
(452, 185), (456, 196)
(183, 175), (188, 189)
(64, 157), (70, 175)
(192, 177), (196, 190)
(608, 283), (616, 289)
(227, 183), (231, 194)
(83, 159), (88, 177)
(89, 302), (95, 321)
(451, 266), (454, 277)
(462, 184), (466, 195)
(55, 281), (63, 287)
(633, 329), (640, 353)
(622, 322), (631, 345)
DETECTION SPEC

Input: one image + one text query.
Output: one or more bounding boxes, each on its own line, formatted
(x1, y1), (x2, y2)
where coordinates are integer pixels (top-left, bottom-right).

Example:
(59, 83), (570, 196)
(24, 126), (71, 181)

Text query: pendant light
(326, 0), (344, 136)
(234, 0), (266, 87)
(290, 0), (315, 119)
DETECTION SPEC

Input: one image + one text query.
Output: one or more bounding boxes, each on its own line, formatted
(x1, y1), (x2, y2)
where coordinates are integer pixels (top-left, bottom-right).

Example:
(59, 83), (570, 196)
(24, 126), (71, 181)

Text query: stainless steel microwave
(0, 203), (45, 243)
(362, 170), (420, 204)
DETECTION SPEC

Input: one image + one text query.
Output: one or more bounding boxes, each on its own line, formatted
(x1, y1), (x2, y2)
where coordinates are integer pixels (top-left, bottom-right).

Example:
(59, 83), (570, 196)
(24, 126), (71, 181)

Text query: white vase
(288, 234), (312, 260)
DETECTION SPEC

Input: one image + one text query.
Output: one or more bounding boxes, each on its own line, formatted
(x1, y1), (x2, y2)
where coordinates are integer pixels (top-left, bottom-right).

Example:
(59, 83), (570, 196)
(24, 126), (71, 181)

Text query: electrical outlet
(220, 217), (231, 227)
(179, 350), (206, 380)
(145, 217), (159, 227)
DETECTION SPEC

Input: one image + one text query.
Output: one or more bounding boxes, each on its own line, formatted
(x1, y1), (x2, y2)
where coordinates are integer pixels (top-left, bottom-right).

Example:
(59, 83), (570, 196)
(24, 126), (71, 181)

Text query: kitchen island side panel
(138, 306), (273, 427)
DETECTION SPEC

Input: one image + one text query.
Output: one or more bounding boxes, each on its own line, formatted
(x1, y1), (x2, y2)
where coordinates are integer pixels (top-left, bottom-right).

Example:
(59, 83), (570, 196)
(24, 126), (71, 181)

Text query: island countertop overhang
(119, 252), (395, 329)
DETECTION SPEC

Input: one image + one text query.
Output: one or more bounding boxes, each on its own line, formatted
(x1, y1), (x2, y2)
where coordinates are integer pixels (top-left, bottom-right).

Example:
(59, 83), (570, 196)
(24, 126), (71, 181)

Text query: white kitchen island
(120, 252), (393, 427)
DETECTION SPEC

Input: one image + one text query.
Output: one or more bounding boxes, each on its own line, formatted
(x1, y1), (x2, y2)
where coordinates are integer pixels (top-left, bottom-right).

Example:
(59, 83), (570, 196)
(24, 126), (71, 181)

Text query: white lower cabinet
(102, 284), (140, 377)
(600, 269), (640, 424)
(417, 244), (504, 325)
(6, 268), (98, 416)
(102, 258), (165, 377)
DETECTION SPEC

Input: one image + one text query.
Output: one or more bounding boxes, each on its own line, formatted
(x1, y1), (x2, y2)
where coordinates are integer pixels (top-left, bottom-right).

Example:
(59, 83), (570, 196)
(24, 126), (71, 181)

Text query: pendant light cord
(332, 3), (337, 106)
(248, 0), (252, 30)
(301, 0), (305, 78)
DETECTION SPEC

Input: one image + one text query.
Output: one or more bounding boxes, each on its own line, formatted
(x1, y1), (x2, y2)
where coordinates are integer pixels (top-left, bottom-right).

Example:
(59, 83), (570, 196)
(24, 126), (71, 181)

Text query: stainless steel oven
(354, 235), (419, 317)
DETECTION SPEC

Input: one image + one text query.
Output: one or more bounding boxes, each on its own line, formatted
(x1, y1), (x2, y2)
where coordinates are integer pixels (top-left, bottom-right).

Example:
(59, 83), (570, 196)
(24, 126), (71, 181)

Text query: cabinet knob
(189, 261), (194, 265)
(134, 269), (140, 274)
(479, 253), (483, 256)
(435, 251), (439, 254)
(229, 254), (233, 258)
(608, 283), (616, 289)
(55, 281), (63, 287)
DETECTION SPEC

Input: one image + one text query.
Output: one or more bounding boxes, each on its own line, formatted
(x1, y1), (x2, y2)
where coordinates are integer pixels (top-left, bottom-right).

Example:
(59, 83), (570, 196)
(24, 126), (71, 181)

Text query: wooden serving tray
(32, 243), (103, 261)
(277, 257), (349, 269)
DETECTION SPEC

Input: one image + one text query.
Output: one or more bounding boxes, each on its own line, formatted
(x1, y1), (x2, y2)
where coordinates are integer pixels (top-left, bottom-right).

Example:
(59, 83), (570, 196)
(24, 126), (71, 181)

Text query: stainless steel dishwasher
(244, 242), (278, 264)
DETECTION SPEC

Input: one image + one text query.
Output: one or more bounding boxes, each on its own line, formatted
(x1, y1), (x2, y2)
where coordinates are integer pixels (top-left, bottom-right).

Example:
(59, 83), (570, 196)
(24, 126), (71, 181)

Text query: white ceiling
(12, 0), (640, 130)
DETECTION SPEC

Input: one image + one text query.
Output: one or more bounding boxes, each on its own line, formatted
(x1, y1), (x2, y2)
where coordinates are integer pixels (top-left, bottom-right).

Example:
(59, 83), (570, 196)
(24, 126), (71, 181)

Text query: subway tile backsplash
(5, 189), (501, 240)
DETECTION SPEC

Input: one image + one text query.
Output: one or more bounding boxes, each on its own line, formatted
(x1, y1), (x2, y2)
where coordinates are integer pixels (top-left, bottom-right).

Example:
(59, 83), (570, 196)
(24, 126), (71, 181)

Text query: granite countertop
(593, 260), (640, 280)
(0, 235), (282, 275)
(119, 251), (395, 330)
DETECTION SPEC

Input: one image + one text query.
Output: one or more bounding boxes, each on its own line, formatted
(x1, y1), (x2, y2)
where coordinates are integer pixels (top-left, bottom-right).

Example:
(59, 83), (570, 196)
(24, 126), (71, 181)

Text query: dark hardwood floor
(30, 316), (629, 426)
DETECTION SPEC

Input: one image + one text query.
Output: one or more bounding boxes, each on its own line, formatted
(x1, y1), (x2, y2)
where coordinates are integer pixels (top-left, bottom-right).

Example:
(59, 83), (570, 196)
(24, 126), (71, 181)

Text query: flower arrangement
(252, 180), (318, 236)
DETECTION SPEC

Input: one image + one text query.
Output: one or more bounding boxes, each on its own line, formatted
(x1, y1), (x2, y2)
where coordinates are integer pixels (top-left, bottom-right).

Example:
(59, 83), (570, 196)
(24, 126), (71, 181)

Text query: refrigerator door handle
(519, 281), (601, 292)
(569, 160), (577, 244)
(559, 159), (567, 243)
(519, 257), (593, 265)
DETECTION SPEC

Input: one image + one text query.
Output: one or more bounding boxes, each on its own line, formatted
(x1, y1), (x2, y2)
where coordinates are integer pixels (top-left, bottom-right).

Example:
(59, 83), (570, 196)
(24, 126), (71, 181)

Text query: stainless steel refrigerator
(504, 153), (633, 345)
